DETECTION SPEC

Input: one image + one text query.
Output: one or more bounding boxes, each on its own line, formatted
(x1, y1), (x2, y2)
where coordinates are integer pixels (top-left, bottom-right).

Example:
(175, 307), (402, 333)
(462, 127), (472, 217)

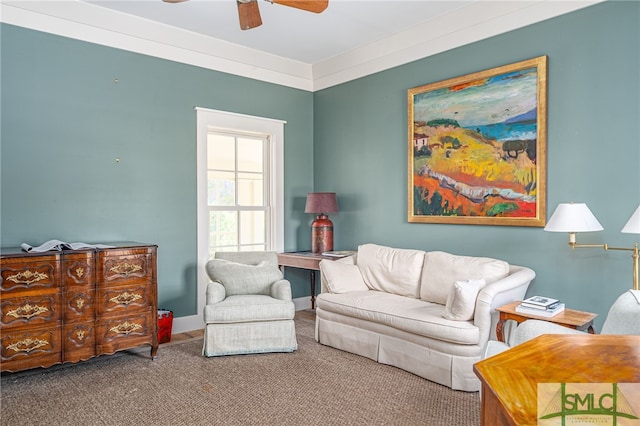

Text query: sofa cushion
(320, 259), (369, 293)
(316, 291), (480, 345)
(420, 251), (509, 304)
(443, 279), (486, 321)
(356, 244), (424, 298)
(206, 259), (283, 296)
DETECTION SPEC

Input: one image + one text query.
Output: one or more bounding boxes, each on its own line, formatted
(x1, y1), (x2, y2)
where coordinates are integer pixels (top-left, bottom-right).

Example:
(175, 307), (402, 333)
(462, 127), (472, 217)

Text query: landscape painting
(408, 56), (547, 226)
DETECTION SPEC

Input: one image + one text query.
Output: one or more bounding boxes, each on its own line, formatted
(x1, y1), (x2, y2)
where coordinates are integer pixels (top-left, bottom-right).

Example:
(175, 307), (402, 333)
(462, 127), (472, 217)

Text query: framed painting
(408, 56), (547, 226)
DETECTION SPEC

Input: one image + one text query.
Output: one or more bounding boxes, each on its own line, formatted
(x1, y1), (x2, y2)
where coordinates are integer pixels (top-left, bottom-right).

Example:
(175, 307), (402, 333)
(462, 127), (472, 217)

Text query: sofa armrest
(271, 279), (293, 301)
(206, 281), (226, 305)
(474, 265), (536, 345)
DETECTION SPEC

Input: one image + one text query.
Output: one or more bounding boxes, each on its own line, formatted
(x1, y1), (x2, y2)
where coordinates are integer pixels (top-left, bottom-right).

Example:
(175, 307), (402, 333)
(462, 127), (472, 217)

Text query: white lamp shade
(621, 205), (640, 234)
(544, 203), (604, 232)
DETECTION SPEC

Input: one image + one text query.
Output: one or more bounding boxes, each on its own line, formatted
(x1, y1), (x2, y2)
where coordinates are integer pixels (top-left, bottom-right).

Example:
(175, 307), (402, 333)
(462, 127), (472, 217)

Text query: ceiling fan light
(237, 0), (262, 30)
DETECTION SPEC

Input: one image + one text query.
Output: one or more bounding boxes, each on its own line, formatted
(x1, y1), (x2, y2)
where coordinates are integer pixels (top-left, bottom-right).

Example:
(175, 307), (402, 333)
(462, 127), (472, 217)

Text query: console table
(474, 334), (640, 426)
(495, 300), (597, 342)
(277, 251), (352, 309)
(0, 242), (158, 373)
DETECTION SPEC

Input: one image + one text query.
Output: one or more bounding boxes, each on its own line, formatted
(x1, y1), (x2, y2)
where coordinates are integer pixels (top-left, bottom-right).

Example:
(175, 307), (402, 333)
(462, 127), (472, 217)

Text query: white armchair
(202, 251), (298, 357)
(484, 289), (640, 359)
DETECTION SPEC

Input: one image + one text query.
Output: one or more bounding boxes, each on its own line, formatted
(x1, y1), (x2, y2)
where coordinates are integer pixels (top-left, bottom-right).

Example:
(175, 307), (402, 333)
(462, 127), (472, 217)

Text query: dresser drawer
(98, 250), (153, 286)
(0, 325), (62, 372)
(1, 294), (61, 328)
(62, 251), (95, 287)
(1, 255), (60, 294)
(95, 311), (155, 354)
(96, 285), (151, 315)
(63, 322), (96, 363)
(64, 289), (95, 322)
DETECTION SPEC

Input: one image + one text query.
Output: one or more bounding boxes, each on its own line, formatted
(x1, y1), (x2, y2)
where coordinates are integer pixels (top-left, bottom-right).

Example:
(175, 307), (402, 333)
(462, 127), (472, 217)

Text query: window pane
(210, 211), (237, 251)
(238, 138), (263, 172)
(208, 134), (235, 170)
(240, 211), (265, 245)
(237, 172), (263, 206)
(208, 170), (235, 206)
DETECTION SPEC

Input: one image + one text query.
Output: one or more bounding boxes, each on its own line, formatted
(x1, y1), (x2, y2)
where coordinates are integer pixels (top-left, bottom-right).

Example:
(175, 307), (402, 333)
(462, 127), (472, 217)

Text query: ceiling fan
(162, 0), (329, 31)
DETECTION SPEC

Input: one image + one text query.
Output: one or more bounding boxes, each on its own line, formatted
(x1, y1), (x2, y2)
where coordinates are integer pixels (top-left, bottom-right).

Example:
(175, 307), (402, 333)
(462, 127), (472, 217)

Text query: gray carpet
(1, 316), (480, 425)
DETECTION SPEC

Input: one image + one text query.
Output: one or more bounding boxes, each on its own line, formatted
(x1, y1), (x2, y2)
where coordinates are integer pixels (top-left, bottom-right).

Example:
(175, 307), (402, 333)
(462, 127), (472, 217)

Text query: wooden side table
(277, 251), (352, 309)
(495, 300), (597, 342)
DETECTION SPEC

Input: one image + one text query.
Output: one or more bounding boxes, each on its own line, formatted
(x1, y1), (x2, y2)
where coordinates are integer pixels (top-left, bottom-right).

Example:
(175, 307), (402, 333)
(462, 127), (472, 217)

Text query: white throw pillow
(320, 259), (369, 294)
(443, 279), (487, 321)
(356, 243), (425, 298)
(420, 251), (509, 304)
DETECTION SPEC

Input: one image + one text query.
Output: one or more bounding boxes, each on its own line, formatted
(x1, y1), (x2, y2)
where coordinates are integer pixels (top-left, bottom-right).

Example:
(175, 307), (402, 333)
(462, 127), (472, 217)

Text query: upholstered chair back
(206, 251), (283, 296)
(600, 290), (640, 335)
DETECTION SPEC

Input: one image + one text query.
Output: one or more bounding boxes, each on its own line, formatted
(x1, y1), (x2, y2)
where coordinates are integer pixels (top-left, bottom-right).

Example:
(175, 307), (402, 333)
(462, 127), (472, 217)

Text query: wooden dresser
(0, 242), (158, 373)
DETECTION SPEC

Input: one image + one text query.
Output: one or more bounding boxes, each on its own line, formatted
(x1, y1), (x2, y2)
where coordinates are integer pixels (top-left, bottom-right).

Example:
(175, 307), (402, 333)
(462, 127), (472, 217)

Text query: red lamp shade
(305, 192), (338, 253)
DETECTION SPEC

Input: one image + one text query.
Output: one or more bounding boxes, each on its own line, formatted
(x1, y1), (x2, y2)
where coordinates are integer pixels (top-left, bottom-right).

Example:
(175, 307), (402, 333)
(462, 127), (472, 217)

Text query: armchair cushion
(204, 295), (295, 323)
(206, 259), (283, 296)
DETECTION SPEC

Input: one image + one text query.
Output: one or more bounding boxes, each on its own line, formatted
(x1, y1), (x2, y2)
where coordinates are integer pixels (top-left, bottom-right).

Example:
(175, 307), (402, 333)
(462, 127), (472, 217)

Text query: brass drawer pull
(7, 304), (49, 320)
(109, 321), (142, 335)
(7, 338), (48, 353)
(74, 267), (85, 279)
(109, 291), (142, 305)
(109, 262), (142, 276)
(6, 270), (48, 285)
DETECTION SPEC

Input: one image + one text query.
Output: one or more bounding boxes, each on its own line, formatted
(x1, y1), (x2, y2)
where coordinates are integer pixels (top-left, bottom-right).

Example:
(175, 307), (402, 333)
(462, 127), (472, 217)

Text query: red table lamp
(305, 192), (339, 253)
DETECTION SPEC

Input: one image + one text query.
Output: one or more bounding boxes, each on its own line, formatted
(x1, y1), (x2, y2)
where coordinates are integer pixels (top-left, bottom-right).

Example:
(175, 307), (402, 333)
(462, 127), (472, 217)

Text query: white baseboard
(170, 296), (312, 334)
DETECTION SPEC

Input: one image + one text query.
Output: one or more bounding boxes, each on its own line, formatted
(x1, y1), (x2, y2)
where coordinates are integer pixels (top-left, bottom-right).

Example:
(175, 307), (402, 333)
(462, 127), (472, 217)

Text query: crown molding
(311, 1), (603, 91)
(1, 0), (602, 92)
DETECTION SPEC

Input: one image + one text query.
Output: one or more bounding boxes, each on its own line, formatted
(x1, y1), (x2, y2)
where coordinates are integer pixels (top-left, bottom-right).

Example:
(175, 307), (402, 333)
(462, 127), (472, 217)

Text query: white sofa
(314, 243), (535, 392)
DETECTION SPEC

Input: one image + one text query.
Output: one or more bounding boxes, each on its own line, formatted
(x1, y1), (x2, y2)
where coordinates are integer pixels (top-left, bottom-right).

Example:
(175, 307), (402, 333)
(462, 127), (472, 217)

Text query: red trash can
(158, 309), (174, 344)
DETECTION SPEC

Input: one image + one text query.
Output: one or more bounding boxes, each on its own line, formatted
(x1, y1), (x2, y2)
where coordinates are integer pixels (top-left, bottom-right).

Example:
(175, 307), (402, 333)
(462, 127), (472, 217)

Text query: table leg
(310, 270), (316, 310)
(496, 318), (506, 342)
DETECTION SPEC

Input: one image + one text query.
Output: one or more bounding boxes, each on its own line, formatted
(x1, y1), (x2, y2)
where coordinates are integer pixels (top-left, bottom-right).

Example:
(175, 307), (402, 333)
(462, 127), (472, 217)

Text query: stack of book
(515, 295), (565, 317)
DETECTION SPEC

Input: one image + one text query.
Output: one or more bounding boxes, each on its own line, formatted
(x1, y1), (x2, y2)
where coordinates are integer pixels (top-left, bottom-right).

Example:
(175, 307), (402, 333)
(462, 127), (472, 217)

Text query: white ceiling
(1, 0), (601, 91)
(86, 0), (475, 64)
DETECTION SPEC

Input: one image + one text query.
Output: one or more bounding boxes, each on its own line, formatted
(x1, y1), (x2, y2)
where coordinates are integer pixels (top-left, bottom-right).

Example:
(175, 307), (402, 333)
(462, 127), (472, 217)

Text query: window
(196, 108), (285, 322)
(207, 132), (269, 253)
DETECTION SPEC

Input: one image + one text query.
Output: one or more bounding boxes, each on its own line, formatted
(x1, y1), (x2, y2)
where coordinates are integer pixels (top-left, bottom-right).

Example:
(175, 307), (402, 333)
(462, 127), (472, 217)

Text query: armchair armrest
(206, 281), (226, 305)
(271, 279), (293, 301)
(512, 319), (586, 346)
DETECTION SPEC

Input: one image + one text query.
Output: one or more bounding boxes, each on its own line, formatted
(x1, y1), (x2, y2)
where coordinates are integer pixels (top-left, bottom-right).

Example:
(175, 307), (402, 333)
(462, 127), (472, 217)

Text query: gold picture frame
(408, 56), (547, 226)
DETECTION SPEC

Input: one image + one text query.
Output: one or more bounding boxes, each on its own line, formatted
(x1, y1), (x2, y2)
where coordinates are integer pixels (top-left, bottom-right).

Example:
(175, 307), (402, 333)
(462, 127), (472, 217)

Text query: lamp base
(311, 214), (333, 254)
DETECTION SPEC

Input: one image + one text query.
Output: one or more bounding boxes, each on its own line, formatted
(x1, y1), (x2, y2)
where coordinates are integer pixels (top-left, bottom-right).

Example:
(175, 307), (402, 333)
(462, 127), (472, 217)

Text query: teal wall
(1, 1), (639, 327)
(314, 1), (639, 328)
(0, 24), (315, 316)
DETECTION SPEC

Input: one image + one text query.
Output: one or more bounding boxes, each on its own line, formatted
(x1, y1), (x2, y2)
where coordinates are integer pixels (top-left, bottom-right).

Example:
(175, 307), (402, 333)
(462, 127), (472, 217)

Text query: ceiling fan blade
(272, 0), (328, 14)
(237, 0), (263, 30)
(162, 0), (189, 3)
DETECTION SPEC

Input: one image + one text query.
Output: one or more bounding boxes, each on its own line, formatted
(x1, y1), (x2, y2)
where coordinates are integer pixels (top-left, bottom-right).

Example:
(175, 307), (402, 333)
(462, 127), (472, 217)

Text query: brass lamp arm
(568, 235), (639, 290)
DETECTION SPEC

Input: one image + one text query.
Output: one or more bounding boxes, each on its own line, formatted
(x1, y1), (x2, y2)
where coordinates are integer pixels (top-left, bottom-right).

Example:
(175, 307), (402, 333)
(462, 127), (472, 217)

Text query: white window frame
(178, 107), (285, 332)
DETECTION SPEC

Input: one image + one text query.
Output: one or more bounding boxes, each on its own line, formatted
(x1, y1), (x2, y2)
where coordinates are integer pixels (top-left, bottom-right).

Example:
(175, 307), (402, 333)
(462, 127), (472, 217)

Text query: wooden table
(495, 301), (597, 342)
(474, 334), (640, 426)
(277, 251), (351, 309)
